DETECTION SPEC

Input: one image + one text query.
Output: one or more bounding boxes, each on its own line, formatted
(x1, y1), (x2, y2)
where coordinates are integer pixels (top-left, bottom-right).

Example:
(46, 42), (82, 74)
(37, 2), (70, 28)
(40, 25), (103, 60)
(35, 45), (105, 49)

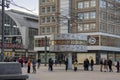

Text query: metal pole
(1, 0), (5, 62)
(44, 36), (47, 66)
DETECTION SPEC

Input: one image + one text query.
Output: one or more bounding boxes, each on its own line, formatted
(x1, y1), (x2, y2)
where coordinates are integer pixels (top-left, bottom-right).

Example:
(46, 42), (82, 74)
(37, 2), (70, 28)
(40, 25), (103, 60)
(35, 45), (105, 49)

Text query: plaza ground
(22, 64), (120, 80)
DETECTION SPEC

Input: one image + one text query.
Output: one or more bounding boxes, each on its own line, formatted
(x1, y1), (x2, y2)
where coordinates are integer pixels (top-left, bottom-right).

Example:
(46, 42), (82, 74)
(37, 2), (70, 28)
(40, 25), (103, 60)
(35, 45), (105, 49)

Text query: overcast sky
(9, 0), (39, 15)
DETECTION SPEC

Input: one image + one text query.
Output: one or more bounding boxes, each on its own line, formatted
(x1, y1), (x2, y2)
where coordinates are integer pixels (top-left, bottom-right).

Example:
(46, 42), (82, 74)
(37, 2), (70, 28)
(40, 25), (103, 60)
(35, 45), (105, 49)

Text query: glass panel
(84, 1), (89, 8)
(78, 2), (83, 9)
(90, 23), (96, 30)
(84, 12), (89, 19)
(78, 24), (83, 31)
(91, 0), (96, 7)
(84, 24), (89, 31)
(90, 12), (96, 19)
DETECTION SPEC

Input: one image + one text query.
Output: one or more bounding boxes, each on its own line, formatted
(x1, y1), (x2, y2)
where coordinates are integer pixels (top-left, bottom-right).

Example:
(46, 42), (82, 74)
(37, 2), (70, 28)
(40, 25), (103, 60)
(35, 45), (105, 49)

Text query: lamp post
(0, 0), (10, 61)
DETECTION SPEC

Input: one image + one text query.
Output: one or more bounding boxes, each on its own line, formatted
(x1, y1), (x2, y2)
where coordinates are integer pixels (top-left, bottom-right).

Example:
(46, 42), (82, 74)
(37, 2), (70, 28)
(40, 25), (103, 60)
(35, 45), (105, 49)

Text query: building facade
(35, 0), (120, 64)
(0, 10), (38, 60)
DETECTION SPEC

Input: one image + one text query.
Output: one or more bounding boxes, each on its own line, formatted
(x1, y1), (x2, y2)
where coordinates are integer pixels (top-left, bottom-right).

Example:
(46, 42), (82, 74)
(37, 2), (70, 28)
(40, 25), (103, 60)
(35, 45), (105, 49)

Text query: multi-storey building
(35, 0), (120, 64)
(0, 10), (38, 60)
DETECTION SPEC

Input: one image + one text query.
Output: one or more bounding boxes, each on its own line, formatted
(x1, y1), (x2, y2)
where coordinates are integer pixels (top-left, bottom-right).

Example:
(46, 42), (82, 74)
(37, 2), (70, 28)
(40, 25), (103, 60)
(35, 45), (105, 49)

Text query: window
(42, 7), (45, 13)
(116, 0), (120, 2)
(41, 27), (46, 33)
(41, 17), (46, 23)
(47, 6), (50, 12)
(91, 0), (96, 7)
(90, 12), (96, 19)
(78, 24), (83, 31)
(47, 17), (50, 22)
(52, 6), (56, 12)
(84, 1), (89, 8)
(84, 12), (89, 19)
(84, 24), (89, 31)
(52, 27), (56, 32)
(42, 0), (45, 2)
(100, 0), (106, 8)
(52, 16), (56, 22)
(78, 13), (83, 19)
(90, 23), (96, 30)
(47, 27), (50, 33)
(78, 2), (83, 9)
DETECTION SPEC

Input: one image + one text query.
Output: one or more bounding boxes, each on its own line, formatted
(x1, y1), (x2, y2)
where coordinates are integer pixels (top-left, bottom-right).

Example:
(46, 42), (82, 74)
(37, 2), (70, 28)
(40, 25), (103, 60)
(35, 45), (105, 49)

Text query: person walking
(90, 59), (94, 71)
(18, 58), (23, 67)
(84, 58), (89, 71)
(100, 59), (103, 72)
(73, 60), (78, 71)
(65, 58), (68, 71)
(103, 59), (108, 72)
(32, 58), (37, 73)
(37, 58), (41, 69)
(27, 59), (31, 73)
(115, 61), (119, 73)
(48, 58), (53, 71)
(108, 59), (113, 72)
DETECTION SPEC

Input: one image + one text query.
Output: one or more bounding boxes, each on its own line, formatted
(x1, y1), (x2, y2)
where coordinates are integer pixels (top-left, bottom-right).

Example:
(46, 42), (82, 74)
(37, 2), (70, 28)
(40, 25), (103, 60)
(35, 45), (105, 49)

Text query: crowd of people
(100, 59), (119, 73)
(3, 57), (120, 73)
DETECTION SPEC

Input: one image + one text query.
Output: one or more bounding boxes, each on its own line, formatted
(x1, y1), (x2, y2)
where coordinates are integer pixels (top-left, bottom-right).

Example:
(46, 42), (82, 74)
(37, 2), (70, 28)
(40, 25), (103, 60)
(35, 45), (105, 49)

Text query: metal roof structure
(5, 9), (38, 29)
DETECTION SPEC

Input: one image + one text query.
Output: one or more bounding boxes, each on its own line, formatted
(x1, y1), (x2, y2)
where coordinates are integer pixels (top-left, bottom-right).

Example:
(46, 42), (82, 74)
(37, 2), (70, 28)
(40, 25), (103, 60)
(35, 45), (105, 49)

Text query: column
(68, 53), (72, 69)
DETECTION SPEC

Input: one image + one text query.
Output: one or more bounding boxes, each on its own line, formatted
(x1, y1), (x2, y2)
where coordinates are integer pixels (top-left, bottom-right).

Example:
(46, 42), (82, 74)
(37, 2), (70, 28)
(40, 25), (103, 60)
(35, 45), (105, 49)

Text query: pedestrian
(107, 59), (113, 72)
(73, 60), (78, 71)
(65, 58), (68, 71)
(27, 59), (31, 73)
(55, 59), (58, 66)
(48, 58), (53, 71)
(103, 59), (108, 72)
(90, 59), (94, 71)
(24, 59), (27, 67)
(115, 61), (119, 73)
(100, 59), (103, 72)
(84, 58), (89, 71)
(37, 58), (41, 69)
(18, 57), (23, 67)
(32, 58), (37, 73)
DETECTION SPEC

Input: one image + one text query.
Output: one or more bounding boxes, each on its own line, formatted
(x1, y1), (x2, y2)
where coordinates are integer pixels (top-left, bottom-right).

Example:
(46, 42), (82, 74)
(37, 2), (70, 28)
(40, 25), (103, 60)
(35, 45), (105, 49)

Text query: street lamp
(0, 0), (10, 61)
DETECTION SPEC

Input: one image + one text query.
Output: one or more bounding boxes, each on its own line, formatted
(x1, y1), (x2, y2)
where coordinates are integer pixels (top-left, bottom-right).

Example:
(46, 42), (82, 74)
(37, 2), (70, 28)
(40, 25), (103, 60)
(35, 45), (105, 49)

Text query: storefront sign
(49, 33), (87, 52)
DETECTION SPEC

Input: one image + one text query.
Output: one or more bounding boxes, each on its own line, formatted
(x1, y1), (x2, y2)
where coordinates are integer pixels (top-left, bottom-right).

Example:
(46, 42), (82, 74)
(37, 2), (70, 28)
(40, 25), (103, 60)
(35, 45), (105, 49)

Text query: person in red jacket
(27, 59), (31, 73)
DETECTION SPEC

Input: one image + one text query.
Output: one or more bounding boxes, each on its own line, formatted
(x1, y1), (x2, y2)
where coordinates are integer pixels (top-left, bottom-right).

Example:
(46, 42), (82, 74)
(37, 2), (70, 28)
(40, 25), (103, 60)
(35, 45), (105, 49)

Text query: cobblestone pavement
(22, 64), (120, 80)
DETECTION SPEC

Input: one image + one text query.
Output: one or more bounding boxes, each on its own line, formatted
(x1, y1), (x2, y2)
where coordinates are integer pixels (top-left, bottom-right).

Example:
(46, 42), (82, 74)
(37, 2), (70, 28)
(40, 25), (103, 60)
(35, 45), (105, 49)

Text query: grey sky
(9, 0), (39, 15)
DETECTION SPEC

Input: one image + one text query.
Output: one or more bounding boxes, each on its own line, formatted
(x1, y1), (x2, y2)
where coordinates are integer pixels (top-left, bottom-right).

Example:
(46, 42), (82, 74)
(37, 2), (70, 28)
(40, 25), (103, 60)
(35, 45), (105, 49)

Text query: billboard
(49, 33), (87, 52)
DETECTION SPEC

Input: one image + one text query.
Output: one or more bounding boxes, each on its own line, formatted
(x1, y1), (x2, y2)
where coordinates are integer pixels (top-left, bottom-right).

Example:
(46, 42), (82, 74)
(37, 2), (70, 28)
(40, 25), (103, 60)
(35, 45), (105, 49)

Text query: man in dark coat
(48, 58), (53, 71)
(90, 59), (94, 71)
(108, 59), (113, 72)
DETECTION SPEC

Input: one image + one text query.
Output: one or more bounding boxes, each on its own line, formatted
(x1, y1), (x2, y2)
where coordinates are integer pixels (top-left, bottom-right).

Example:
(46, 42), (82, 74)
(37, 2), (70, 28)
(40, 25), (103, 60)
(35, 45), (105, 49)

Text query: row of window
(100, 22), (120, 34)
(41, 16), (56, 23)
(35, 38), (50, 47)
(41, 0), (55, 3)
(100, 0), (120, 8)
(41, 26), (57, 33)
(78, 0), (96, 9)
(78, 0), (119, 9)
(100, 11), (120, 23)
(78, 11), (96, 20)
(116, 0), (120, 2)
(41, 5), (56, 13)
(78, 23), (96, 32)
